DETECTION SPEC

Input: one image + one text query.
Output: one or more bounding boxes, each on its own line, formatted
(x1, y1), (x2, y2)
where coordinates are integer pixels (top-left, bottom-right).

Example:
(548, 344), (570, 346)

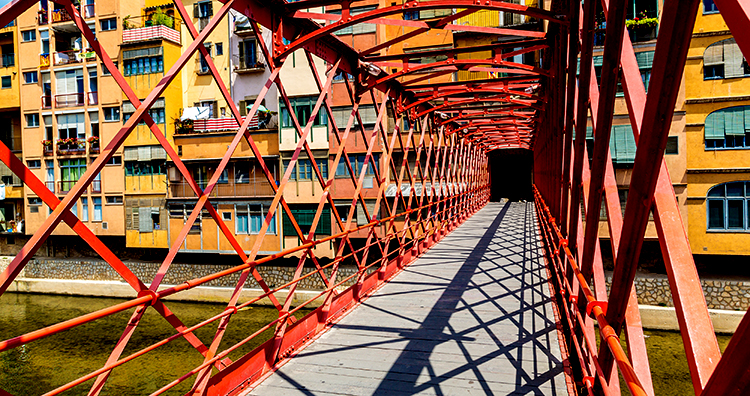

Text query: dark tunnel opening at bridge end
(489, 148), (533, 202)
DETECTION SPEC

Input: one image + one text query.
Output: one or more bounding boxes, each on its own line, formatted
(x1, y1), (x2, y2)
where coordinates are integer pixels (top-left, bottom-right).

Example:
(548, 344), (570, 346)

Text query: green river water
(0, 293), (734, 395)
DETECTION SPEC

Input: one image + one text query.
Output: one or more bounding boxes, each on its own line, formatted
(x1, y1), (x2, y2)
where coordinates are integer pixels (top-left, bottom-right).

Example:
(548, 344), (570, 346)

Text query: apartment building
(684, 1), (750, 257)
(165, 2), (282, 255)
(18, 0), (144, 242)
(121, 2), (183, 249)
(0, 20), (24, 251)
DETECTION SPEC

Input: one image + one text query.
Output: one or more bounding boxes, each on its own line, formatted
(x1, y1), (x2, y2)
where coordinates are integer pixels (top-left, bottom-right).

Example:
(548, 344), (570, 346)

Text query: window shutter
(744, 106), (750, 132)
(138, 146), (152, 161)
(623, 125), (636, 162)
(124, 147), (138, 161)
(356, 202), (367, 225)
(705, 110), (725, 139)
(726, 107), (746, 135)
(724, 39), (745, 78)
(125, 207), (132, 229)
(151, 146), (167, 160)
(635, 51), (654, 69)
(593, 56), (604, 67)
(586, 126), (594, 139)
(139, 207), (153, 232)
(704, 41), (724, 66)
(207, 2), (213, 16)
(193, 3), (199, 18)
(132, 207), (140, 230)
(318, 208), (331, 235)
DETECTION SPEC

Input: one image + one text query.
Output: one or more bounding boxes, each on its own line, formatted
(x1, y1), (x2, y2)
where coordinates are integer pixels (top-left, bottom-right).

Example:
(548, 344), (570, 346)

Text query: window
(93, 197), (102, 221)
(123, 47), (164, 76)
(59, 159), (86, 192)
(194, 1), (213, 18)
(238, 38), (259, 69)
(282, 206), (331, 236)
(81, 197), (88, 221)
(280, 96), (328, 128)
(124, 161), (166, 176)
(587, 52), (654, 93)
(704, 106), (750, 149)
(215, 42), (223, 56)
(222, 211), (231, 221)
(21, 30), (36, 42)
(666, 136), (678, 155)
(28, 197), (42, 206)
(102, 61), (117, 76)
(704, 0), (719, 13)
(707, 182), (750, 231)
(27, 160), (41, 169)
(330, 6), (377, 35)
(23, 71), (37, 84)
(335, 154), (380, 177)
(104, 156), (120, 166)
(609, 125), (637, 164)
(104, 107), (120, 122)
(198, 43), (211, 73)
(106, 196), (123, 205)
(1, 76), (10, 89)
(330, 105), (378, 128)
(704, 38), (749, 80)
(236, 204), (277, 235)
(283, 158), (328, 181)
(402, 8), (449, 21)
(100, 18), (117, 31)
(25, 113), (39, 128)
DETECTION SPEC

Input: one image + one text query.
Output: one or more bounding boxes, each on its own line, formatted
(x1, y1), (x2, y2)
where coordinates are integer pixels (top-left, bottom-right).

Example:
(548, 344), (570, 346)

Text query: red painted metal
(1, 0), (750, 394)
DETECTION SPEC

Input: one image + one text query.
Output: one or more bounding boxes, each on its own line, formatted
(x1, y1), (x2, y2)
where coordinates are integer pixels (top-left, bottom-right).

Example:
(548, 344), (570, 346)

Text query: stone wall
(606, 273), (750, 311)
(0, 257), (359, 291)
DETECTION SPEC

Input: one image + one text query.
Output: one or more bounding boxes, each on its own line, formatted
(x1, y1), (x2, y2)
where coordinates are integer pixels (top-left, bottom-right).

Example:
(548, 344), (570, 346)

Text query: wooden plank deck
(249, 201), (568, 396)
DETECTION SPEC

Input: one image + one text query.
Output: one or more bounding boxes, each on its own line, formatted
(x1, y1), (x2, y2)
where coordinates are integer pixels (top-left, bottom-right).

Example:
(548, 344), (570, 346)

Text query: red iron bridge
(1, 0), (750, 395)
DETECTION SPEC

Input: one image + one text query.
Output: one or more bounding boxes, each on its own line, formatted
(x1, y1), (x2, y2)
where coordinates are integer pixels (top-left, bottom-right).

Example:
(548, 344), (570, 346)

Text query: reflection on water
(0, 293), (308, 395)
(0, 293), (737, 395)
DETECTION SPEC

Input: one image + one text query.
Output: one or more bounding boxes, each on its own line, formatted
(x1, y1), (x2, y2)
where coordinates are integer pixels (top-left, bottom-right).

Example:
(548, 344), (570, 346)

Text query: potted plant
(626, 11), (658, 42)
(150, 8), (174, 29)
(87, 136), (100, 152)
(175, 118), (194, 134)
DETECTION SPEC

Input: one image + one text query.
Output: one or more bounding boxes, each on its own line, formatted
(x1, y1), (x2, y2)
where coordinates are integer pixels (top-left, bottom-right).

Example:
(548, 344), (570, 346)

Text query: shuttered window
(282, 206), (331, 236)
(705, 105), (750, 149)
(704, 38), (750, 79)
(330, 6), (377, 35)
(609, 125), (637, 164)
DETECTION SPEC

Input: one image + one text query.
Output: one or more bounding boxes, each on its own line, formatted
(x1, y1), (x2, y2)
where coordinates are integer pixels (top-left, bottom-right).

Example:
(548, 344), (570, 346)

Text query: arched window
(703, 38), (750, 79)
(704, 105), (750, 149)
(706, 181), (750, 230)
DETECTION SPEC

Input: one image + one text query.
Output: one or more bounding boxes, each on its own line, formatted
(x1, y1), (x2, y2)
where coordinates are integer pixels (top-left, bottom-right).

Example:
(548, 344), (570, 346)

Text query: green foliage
(626, 17), (659, 29)
(150, 8), (174, 29)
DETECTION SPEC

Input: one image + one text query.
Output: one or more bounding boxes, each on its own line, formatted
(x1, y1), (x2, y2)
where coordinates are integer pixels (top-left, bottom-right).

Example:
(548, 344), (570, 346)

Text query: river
(0, 293), (734, 395)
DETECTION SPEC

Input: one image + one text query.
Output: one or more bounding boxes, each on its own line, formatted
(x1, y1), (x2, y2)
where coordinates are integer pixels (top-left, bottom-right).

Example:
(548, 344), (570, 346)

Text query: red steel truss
(0, 0), (750, 395)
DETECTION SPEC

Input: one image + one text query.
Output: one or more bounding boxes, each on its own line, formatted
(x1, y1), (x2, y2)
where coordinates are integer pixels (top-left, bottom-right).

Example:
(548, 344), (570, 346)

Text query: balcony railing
(42, 95), (52, 108)
(51, 8), (73, 23)
(40, 53), (50, 67)
(55, 93), (85, 108)
(232, 54), (266, 73)
(43, 145), (53, 156)
(122, 24), (181, 45)
(170, 181), (275, 198)
(45, 181), (55, 193)
(82, 4), (94, 19)
(57, 140), (86, 155)
(87, 91), (98, 105)
(176, 116), (261, 135)
(90, 179), (101, 193)
(53, 50), (83, 66)
(1, 53), (14, 67)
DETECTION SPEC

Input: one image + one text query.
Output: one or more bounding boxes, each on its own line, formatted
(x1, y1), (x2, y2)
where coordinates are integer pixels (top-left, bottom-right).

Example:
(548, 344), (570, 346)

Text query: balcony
(87, 91), (98, 105)
(55, 93), (85, 108)
(53, 50), (83, 66)
(51, 8), (73, 23)
(38, 10), (49, 25)
(170, 181), (275, 198)
(1, 53), (14, 68)
(56, 139), (86, 155)
(88, 137), (99, 154)
(42, 142), (53, 156)
(233, 54), (265, 74)
(122, 16), (181, 45)
(59, 180), (75, 194)
(42, 95), (52, 108)
(90, 179), (101, 193)
(176, 116), (261, 135)
(40, 53), (50, 67)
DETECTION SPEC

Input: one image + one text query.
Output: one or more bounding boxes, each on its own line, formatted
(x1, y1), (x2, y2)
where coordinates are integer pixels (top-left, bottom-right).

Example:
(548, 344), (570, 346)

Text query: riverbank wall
(1, 257), (748, 332)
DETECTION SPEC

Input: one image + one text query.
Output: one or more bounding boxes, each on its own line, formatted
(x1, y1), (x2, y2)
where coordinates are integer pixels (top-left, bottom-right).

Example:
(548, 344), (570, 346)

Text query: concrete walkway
(250, 201), (568, 396)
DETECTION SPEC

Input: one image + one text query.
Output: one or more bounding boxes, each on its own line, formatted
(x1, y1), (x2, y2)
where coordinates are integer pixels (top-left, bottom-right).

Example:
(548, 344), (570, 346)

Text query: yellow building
(0, 20), (24, 250)
(684, 1), (750, 256)
(17, 0), (143, 239)
(120, 2), (184, 248)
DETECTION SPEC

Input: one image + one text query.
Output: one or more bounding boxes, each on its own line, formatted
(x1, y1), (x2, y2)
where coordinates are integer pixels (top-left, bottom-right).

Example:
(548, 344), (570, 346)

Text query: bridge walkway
(249, 201), (568, 396)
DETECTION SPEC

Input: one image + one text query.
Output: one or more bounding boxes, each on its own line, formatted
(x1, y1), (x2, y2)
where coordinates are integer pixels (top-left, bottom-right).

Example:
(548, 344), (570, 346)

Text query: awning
(180, 107), (211, 121)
